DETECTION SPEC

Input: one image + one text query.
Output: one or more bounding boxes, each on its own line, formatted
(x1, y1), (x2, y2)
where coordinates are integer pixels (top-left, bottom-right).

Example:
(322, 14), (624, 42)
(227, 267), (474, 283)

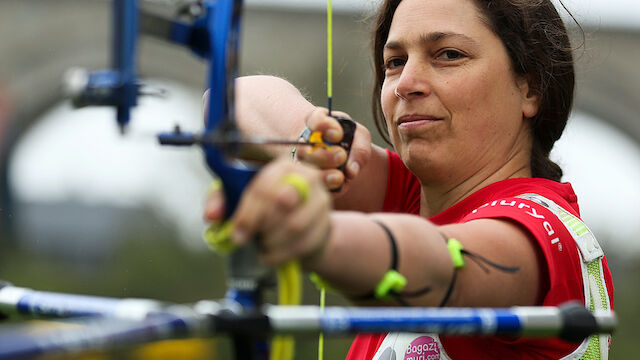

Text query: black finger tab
(334, 116), (356, 157)
(331, 115), (356, 192)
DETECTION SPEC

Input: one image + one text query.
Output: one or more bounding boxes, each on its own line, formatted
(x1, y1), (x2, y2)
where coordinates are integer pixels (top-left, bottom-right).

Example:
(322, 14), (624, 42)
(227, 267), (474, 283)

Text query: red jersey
(346, 150), (614, 360)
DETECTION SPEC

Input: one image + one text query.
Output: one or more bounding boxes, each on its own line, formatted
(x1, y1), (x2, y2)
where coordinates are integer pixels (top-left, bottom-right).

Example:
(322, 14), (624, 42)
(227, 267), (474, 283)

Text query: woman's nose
(394, 59), (432, 101)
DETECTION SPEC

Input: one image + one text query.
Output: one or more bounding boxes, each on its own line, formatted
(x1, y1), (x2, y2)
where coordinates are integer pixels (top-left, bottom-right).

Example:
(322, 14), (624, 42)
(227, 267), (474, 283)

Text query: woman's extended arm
(230, 160), (544, 309)
(312, 213), (543, 308)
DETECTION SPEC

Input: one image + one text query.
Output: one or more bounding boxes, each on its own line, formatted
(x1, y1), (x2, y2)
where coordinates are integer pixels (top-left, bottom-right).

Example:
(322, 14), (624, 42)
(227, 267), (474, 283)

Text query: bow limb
(203, 0), (257, 219)
(202, 2), (271, 358)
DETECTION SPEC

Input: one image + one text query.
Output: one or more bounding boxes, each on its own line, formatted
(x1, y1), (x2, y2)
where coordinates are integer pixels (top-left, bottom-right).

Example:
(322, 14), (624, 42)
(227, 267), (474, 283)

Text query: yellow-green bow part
(281, 173), (311, 203)
(374, 270), (408, 300)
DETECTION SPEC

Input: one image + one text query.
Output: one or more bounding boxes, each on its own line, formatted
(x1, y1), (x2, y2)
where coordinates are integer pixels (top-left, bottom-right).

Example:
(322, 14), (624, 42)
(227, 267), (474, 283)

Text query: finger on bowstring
(343, 122), (371, 180)
(323, 168), (345, 191)
(297, 145), (347, 169)
(306, 108), (343, 143)
(329, 110), (352, 121)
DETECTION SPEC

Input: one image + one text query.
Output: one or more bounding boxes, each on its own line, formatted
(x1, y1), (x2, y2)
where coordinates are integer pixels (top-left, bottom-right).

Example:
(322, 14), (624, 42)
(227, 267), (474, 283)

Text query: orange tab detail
(307, 131), (330, 153)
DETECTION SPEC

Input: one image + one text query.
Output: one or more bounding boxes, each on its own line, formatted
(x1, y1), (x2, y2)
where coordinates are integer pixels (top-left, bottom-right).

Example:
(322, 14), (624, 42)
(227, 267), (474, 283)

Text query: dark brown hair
(371, 0), (578, 181)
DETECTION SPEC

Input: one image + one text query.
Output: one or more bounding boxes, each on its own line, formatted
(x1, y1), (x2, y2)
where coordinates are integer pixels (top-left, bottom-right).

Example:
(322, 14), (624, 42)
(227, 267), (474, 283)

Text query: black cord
(436, 231), (520, 307)
(351, 224), (519, 307)
(462, 250), (520, 274)
(439, 269), (458, 308)
(374, 220), (399, 271)
(351, 221), (432, 305)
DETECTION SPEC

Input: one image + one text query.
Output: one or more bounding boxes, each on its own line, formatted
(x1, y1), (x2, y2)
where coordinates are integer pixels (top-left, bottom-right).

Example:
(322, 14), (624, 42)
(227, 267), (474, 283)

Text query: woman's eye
(437, 49), (465, 61)
(384, 57), (406, 70)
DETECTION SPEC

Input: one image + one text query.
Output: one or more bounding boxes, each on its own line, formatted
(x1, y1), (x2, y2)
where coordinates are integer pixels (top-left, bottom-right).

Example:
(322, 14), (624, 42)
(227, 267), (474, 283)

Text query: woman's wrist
(300, 217), (333, 272)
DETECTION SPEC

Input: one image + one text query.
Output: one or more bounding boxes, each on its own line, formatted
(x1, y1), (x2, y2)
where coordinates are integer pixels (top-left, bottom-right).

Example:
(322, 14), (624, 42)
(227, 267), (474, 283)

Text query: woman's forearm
(306, 212), (454, 306)
(306, 212), (542, 308)
(235, 75), (313, 157)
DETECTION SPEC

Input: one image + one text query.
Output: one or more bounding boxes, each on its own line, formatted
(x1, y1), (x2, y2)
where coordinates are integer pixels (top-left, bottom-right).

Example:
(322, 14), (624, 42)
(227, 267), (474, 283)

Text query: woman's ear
(518, 76), (541, 119)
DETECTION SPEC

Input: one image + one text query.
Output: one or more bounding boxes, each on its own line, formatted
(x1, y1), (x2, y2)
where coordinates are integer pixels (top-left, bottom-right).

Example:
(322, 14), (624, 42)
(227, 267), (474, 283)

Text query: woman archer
(204, 0), (614, 358)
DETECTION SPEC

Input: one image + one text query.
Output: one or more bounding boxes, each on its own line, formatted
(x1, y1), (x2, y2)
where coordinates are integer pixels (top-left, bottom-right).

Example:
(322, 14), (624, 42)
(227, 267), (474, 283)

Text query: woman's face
(381, 0), (539, 184)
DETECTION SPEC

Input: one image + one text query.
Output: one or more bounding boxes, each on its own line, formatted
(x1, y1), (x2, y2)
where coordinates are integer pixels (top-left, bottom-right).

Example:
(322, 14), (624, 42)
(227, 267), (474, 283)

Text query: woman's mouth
(397, 114), (443, 130)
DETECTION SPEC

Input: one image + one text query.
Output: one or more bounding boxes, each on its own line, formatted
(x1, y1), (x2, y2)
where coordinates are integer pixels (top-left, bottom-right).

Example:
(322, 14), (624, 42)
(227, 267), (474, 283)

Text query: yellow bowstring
(316, 1), (333, 359)
(204, 179), (303, 360)
(327, 0), (333, 110)
(271, 261), (302, 360)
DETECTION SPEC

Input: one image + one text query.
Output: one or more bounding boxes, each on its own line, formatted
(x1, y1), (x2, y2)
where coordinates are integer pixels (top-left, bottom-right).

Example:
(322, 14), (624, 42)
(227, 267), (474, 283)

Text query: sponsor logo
(404, 336), (440, 360)
(471, 198), (563, 252)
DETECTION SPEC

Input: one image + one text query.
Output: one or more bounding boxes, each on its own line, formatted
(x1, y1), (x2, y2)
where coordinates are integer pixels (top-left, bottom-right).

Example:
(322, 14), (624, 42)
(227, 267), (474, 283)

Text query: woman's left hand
(229, 158), (332, 268)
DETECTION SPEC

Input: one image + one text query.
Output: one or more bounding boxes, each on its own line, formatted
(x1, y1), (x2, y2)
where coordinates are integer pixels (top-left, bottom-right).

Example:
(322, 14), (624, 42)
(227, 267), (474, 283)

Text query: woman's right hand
(297, 108), (372, 195)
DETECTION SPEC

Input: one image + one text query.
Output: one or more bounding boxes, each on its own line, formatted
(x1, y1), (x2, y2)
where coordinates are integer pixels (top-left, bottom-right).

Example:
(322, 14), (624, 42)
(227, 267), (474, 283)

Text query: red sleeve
(460, 197), (584, 307)
(441, 196), (586, 359)
(345, 334), (386, 360)
(382, 149), (421, 214)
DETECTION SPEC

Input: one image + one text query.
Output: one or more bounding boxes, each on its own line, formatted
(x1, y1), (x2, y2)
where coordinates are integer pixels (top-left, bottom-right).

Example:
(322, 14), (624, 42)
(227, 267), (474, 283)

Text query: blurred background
(0, 0), (638, 358)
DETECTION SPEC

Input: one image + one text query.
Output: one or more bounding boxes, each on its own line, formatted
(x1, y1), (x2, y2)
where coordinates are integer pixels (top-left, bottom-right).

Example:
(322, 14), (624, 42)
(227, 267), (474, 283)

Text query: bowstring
(317, 1), (333, 359)
(327, 0), (333, 116)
